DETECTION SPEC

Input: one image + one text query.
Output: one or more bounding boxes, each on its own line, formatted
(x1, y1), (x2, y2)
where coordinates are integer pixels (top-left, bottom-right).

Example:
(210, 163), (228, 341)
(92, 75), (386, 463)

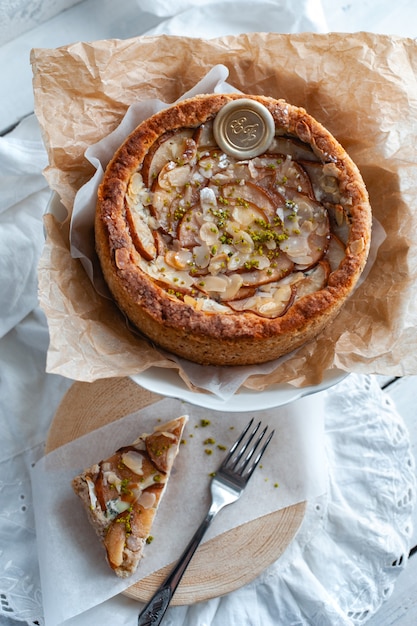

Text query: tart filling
(125, 128), (347, 319)
(95, 94), (372, 366)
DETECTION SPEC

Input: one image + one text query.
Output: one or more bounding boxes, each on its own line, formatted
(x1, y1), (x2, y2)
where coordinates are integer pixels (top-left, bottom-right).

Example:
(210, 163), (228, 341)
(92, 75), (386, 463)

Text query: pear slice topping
(293, 260), (330, 301)
(126, 126), (346, 318)
(228, 283), (294, 318)
(125, 203), (157, 261)
(326, 233), (346, 272)
(141, 129), (195, 187)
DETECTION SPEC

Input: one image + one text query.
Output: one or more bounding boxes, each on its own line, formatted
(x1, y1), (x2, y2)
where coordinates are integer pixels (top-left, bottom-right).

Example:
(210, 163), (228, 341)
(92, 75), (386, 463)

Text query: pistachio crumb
(204, 449), (213, 455)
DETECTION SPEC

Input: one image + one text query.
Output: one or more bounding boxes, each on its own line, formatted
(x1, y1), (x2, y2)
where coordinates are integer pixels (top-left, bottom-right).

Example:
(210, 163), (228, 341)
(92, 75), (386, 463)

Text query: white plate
(131, 367), (347, 412)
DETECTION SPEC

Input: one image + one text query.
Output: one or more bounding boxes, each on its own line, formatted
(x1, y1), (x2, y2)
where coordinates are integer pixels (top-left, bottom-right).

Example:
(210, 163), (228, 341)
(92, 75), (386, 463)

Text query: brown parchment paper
(31, 32), (417, 392)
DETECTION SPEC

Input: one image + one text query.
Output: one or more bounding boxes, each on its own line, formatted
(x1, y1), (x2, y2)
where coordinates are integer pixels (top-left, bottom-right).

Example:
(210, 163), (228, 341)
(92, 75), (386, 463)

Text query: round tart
(95, 94), (372, 366)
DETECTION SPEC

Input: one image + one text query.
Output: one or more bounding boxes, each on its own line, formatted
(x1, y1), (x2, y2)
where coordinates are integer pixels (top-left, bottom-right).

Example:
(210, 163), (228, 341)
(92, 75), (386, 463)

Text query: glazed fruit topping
(125, 124), (348, 318)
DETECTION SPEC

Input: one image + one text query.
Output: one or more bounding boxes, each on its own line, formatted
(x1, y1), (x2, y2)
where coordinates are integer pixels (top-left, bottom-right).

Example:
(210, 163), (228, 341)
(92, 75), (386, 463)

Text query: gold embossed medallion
(213, 98), (275, 158)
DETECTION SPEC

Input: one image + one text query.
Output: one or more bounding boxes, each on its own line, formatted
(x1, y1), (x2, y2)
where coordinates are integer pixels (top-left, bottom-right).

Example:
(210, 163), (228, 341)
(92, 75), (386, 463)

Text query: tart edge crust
(95, 94), (372, 366)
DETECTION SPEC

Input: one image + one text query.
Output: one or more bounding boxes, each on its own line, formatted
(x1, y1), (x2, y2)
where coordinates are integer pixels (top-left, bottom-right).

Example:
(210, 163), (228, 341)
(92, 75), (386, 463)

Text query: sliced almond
(151, 184), (177, 235)
(348, 237), (365, 255)
(226, 285), (256, 301)
(220, 274), (244, 300)
(121, 450), (144, 476)
(164, 249), (193, 271)
(208, 252), (228, 275)
(183, 294), (201, 310)
(198, 274), (229, 294)
(192, 243), (211, 269)
(137, 490), (156, 510)
(128, 172), (145, 195)
(104, 471), (122, 492)
(230, 203), (267, 228)
(114, 247), (130, 270)
(229, 228), (255, 254)
(227, 250), (250, 271)
(199, 221), (220, 245)
(198, 150), (230, 179)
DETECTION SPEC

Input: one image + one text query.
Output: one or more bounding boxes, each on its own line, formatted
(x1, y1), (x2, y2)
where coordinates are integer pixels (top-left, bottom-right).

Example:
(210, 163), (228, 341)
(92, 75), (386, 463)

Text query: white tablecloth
(0, 2), (416, 625)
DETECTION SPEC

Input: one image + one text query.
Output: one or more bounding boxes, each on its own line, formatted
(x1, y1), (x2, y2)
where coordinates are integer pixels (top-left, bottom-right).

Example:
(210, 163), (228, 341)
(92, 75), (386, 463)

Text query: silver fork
(137, 418), (274, 626)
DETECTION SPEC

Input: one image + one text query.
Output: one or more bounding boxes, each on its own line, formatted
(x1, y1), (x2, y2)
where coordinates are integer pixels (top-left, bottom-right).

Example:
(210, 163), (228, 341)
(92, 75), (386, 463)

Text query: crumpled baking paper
(31, 31), (417, 396)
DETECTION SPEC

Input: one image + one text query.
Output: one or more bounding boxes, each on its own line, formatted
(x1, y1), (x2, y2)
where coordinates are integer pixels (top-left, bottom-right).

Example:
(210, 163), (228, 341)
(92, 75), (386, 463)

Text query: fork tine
(227, 420), (262, 471)
(221, 417), (255, 467)
(244, 428), (275, 478)
(221, 419), (274, 480)
(238, 424), (269, 472)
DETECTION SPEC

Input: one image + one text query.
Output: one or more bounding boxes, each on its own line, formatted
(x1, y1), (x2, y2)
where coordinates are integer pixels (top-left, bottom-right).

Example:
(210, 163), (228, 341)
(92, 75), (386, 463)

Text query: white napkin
(0, 115), (50, 339)
(137, 0), (328, 36)
(0, 112), (75, 626)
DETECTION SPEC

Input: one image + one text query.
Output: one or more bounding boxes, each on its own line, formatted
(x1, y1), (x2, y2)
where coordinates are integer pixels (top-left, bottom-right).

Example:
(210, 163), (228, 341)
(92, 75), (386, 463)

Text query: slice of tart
(71, 415), (188, 578)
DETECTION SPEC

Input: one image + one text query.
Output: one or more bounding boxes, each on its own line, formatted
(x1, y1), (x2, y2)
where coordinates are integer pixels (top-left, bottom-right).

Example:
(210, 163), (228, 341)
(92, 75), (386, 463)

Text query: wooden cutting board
(46, 376), (306, 605)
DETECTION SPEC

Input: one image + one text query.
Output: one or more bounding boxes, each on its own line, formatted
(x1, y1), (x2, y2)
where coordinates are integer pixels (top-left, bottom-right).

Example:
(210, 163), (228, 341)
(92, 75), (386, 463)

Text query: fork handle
(138, 503), (221, 626)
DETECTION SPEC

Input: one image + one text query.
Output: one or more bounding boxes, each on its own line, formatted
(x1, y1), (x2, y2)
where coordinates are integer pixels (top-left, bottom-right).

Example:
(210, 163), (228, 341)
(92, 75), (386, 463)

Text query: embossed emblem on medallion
(213, 98), (275, 159)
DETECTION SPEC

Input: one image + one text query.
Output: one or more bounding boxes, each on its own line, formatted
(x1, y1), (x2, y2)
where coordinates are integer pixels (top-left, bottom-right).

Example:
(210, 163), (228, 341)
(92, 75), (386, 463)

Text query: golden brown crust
(95, 94), (372, 366)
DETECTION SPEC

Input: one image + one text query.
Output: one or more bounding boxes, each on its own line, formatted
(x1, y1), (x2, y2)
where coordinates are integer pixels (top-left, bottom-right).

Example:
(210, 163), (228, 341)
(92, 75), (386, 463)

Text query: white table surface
(1, 1), (416, 625)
